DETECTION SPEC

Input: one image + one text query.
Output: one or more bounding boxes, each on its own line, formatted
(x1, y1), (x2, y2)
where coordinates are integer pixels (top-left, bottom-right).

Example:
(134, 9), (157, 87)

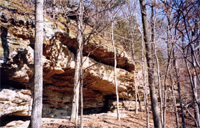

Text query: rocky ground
(0, 111), (179, 128)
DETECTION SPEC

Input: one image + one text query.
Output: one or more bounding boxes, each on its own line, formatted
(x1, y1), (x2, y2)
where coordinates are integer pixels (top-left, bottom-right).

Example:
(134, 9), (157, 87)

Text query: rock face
(0, 3), (139, 118)
(0, 89), (32, 117)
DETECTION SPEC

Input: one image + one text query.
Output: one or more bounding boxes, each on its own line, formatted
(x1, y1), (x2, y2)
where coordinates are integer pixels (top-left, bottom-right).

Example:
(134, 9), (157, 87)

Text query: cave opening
(100, 95), (112, 113)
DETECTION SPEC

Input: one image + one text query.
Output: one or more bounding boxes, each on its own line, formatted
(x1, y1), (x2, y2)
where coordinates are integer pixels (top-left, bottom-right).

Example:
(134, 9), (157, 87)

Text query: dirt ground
(1, 111), (180, 128)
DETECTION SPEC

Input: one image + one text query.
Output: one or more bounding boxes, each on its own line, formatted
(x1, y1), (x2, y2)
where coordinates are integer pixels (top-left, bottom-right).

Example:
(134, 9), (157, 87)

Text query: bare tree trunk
(150, 0), (164, 126)
(108, 2), (120, 121)
(111, 15), (120, 121)
(169, 73), (179, 128)
(191, 45), (200, 127)
(163, 11), (176, 127)
(135, 85), (138, 114)
(173, 53), (186, 128)
(139, 27), (149, 128)
(52, 0), (56, 19)
(139, 0), (161, 127)
(162, 3), (173, 127)
(30, 0), (44, 128)
(143, 65), (150, 128)
(163, 26), (171, 128)
(80, 72), (83, 128)
(71, 0), (84, 126)
(79, 1), (84, 128)
(128, 11), (137, 114)
(155, 47), (163, 125)
(163, 65), (167, 128)
(184, 46), (200, 127)
(71, 60), (80, 124)
(80, 60), (83, 128)
(192, 66), (200, 127)
(131, 33), (137, 114)
(133, 46), (138, 114)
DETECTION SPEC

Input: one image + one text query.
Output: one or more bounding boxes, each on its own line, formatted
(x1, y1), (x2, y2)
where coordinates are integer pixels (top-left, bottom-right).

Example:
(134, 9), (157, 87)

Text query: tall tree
(110, 3), (120, 121)
(71, 0), (84, 127)
(127, 0), (138, 114)
(168, 0), (199, 126)
(184, 46), (200, 127)
(172, 51), (186, 128)
(139, 27), (150, 128)
(139, 0), (161, 127)
(30, 0), (44, 128)
(191, 46), (200, 127)
(79, 0), (84, 127)
(150, 0), (164, 126)
(170, 69), (179, 128)
(111, 19), (120, 121)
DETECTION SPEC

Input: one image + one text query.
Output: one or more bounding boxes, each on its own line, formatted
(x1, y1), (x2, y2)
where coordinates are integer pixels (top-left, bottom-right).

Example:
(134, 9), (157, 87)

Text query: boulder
(0, 89), (32, 117)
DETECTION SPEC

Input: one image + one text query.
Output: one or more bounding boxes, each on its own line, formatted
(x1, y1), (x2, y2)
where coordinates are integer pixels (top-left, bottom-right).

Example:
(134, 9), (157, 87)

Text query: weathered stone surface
(0, 89), (32, 117)
(3, 46), (34, 85)
(0, 7), (136, 118)
(2, 42), (134, 117)
(55, 32), (134, 72)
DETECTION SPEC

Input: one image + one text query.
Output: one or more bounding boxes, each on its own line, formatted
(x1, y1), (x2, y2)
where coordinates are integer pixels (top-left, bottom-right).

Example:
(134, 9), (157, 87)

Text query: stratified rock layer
(0, 4), (137, 118)
(0, 89), (32, 117)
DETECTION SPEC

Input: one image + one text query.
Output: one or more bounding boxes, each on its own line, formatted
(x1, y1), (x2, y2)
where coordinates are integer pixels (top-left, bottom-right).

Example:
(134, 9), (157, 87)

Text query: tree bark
(155, 41), (163, 126)
(52, 0), (56, 19)
(139, 27), (149, 128)
(192, 63), (200, 127)
(163, 22), (171, 128)
(111, 14), (120, 121)
(191, 45), (200, 127)
(71, 57), (80, 124)
(184, 46), (200, 127)
(127, 7), (137, 114)
(129, 24), (137, 115)
(30, 0), (44, 128)
(150, 0), (164, 126)
(135, 85), (138, 114)
(139, 0), (161, 127)
(71, 0), (84, 126)
(169, 73), (179, 128)
(108, 2), (120, 121)
(79, 1), (84, 127)
(173, 52), (186, 128)
(154, 46), (163, 126)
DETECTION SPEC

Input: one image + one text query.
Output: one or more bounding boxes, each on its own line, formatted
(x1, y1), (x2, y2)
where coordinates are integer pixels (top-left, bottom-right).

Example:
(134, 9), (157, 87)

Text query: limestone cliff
(0, 1), (139, 118)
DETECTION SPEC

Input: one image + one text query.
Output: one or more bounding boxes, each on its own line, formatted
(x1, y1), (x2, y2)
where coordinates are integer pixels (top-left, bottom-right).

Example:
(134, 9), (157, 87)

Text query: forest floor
(0, 111), (180, 128)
